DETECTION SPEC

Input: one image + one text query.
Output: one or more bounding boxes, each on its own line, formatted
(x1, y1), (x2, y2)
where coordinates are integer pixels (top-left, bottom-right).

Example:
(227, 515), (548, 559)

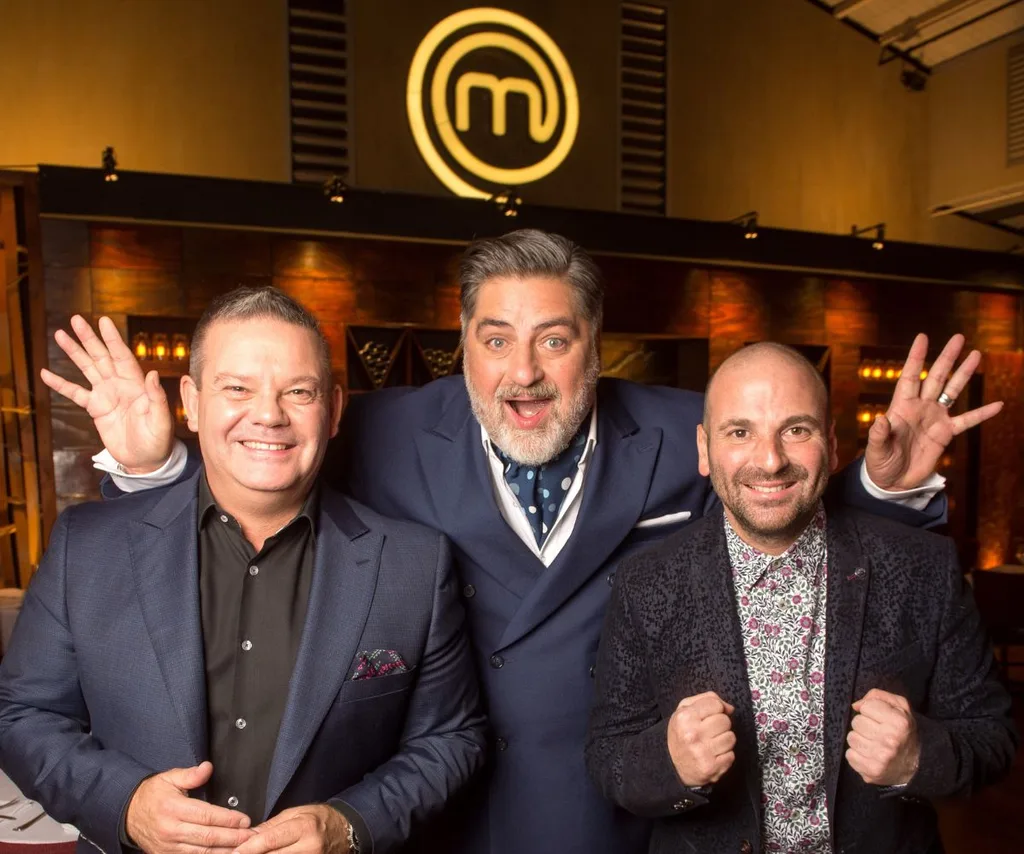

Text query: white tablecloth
(0, 769), (79, 847)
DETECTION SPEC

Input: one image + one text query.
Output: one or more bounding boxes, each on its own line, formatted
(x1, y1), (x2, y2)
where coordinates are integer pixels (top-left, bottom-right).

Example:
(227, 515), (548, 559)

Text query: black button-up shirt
(198, 473), (317, 822)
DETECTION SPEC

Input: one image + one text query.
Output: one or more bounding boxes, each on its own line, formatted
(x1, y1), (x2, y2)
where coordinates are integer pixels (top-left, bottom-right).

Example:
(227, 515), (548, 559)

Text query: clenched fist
(846, 688), (921, 786)
(667, 691), (736, 788)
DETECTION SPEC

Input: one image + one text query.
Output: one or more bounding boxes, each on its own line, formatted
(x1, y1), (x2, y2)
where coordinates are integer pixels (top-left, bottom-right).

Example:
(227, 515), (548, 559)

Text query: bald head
(703, 343), (829, 430)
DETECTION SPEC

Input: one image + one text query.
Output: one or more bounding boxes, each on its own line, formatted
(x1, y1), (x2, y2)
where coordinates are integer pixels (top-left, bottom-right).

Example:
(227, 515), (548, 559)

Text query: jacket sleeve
(584, 561), (708, 818)
(0, 511), (155, 854)
(903, 539), (1018, 799)
(328, 533), (487, 854)
(830, 457), (946, 529)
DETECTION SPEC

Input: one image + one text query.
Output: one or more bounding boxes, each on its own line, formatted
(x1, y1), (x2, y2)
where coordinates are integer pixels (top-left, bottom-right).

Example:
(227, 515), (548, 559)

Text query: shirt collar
(479, 400), (599, 469)
(724, 502), (827, 592)
(197, 468), (320, 540)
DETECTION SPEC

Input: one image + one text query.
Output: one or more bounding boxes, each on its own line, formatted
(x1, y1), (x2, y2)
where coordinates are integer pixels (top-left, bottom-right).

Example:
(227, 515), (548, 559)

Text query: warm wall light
(323, 175), (347, 203)
(728, 211), (759, 239)
(102, 146), (118, 182)
(851, 222), (885, 250)
(492, 188), (522, 217)
(151, 333), (169, 361)
(172, 333), (189, 361)
(131, 332), (150, 360)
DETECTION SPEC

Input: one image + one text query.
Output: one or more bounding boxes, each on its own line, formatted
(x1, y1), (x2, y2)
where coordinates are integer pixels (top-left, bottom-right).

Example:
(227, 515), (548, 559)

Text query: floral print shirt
(725, 504), (830, 853)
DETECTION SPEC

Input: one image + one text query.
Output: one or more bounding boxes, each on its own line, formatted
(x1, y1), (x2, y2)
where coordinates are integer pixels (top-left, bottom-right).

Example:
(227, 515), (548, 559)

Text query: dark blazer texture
(585, 503), (1017, 854)
(0, 470), (486, 854)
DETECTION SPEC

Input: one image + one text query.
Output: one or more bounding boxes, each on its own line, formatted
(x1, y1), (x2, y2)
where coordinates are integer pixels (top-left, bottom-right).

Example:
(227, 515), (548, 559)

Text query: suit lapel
(413, 396), (543, 601)
(128, 471), (207, 764)
(498, 388), (662, 649)
(822, 510), (869, 825)
(693, 510), (762, 825)
(264, 488), (382, 816)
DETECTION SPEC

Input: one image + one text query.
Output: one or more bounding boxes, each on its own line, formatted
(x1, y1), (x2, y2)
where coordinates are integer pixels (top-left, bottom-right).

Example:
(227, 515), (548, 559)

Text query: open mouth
(744, 482), (797, 497)
(504, 398), (552, 429)
(239, 440), (294, 452)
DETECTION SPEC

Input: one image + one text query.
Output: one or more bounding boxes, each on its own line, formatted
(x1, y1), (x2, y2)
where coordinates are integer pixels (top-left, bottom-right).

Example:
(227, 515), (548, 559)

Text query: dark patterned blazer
(585, 502), (1017, 854)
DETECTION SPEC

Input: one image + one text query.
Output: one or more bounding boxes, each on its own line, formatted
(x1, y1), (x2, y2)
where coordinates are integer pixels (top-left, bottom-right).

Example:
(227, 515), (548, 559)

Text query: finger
(70, 314), (117, 381)
(39, 369), (91, 408)
(710, 730), (737, 755)
(54, 327), (105, 388)
(710, 751), (736, 781)
(163, 761), (215, 791)
(854, 699), (902, 725)
(700, 713), (733, 739)
(176, 798), (252, 829)
(98, 315), (147, 380)
(172, 824), (258, 849)
(894, 333), (928, 400)
(937, 348), (980, 403)
(677, 691), (725, 711)
(845, 747), (871, 776)
(233, 820), (302, 854)
(866, 413), (891, 448)
(951, 401), (1004, 436)
(859, 688), (910, 711)
(846, 730), (873, 755)
(678, 694), (727, 719)
(145, 369), (169, 404)
(850, 713), (883, 740)
(723, 702), (735, 715)
(920, 334), (965, 401)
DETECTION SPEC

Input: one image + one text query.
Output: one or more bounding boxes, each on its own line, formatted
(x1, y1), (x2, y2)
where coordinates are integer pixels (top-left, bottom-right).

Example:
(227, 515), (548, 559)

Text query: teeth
(750, 484), (789, 493)
(242, 441), (288, 451)
(510, 401), (546, 418)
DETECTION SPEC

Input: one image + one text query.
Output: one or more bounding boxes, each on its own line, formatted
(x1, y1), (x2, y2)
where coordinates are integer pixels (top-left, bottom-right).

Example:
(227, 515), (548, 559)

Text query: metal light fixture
(323, 175), (347, 203)
(729, 211), (759, 240)
(151, 333), (169, 361)
(492, 188), (522, 217)
(131, 332), (150, 360)
(851, 222), (885, 250)
(171, 333), (190, 361)
(102, 146), (118, 182)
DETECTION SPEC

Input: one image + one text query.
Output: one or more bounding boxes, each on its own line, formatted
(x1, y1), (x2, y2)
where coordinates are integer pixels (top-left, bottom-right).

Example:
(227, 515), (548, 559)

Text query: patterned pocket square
(351, 649), (409, 680)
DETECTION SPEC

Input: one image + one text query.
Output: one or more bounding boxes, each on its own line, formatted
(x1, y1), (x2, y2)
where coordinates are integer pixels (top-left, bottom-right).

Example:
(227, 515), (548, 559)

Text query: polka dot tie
(493, 428), (589, 547)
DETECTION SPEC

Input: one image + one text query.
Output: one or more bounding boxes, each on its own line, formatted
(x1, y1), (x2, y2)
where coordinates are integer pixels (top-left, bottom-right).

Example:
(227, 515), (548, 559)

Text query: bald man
(585, 343), (1016, 854)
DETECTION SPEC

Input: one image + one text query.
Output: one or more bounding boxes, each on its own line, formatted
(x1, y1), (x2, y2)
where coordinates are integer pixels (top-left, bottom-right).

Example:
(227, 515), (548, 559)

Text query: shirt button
(220, 515), (229, 524)
(227, 796), (239, 808)
(495, 737), (508, 751)
(490, 654), (504, 669)
(235, 718), (247, 730)
(241, 640), (253, 651)
(462, 584), (476, 598)
(249, 566), (259, 577)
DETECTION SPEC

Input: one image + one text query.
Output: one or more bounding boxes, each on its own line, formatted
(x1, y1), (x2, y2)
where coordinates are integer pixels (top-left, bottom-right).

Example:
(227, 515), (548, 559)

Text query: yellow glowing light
(860, 366), (872, 378)
(920, 370), (928, 380)
(135, 342), (148, 358)
(406, 8), (579, 198)
(885, 368), (896, 379)
(871, 367), (882, 378)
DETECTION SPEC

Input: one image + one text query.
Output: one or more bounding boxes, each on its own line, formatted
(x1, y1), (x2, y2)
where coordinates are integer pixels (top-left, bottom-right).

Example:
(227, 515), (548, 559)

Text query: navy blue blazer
(0, 470), (486, 854)
(100, 376), (944, 854)
(330, 376), (945, 854)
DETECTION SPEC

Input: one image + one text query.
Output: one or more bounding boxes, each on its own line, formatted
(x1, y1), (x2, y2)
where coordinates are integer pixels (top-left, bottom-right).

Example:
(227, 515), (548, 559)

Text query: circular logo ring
(407, 7), (580, 199)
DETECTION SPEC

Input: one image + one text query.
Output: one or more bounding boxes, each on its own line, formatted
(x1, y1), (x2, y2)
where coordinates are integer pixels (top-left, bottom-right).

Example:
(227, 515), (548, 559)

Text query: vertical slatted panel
(1008, 43), (1024, 164)
(289, 0), (350, 185)
(620, 2), (667, 215)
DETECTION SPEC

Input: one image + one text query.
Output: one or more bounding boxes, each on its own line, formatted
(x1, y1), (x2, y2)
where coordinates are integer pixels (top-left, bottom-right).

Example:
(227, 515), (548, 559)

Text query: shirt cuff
(859, 459), (946, 512)
(92, 440), (188, 494)
(328, 800), (370, 854)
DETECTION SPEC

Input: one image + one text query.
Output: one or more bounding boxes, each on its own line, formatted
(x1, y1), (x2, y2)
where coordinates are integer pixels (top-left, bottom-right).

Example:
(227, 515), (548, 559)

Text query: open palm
(40, 315), (176, 473)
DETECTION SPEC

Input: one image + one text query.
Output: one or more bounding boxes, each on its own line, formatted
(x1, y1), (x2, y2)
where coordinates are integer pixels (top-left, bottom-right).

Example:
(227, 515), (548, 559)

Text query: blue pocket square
(351, 649), (408, 680)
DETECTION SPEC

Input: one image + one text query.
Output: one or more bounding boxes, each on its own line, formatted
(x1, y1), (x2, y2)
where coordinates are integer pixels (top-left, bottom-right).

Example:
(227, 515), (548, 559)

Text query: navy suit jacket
(585, 504), (1016, 854)
(100, 376), (945, 854)
(329, 376), (945, 854)
(0, 470), (486, 854)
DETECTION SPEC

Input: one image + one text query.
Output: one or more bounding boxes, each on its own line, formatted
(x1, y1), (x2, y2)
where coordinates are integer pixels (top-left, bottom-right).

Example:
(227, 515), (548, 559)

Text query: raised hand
(232, 805), (353, 854)
(846, 688), (921, 786)
(125, 761), (255, 854)
(667, 691), (737, 788)
(40, 315), (176, 473)
(865, 333), (1003, 491)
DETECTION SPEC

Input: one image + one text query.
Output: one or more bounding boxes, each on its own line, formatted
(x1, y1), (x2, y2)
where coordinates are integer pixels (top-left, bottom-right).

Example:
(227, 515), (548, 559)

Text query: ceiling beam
(879, 0), (989, 46)
(833, 0), (880, 20)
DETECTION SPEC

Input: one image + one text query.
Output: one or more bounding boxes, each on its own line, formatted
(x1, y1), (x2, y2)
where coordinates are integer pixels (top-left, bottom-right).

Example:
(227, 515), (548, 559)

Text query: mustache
(735, 463), (809, 484)
(495, 383), (560, 402)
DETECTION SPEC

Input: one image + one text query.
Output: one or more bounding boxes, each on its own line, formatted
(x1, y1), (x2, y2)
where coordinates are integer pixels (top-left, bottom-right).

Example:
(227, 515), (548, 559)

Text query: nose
(508, 343), (544, 388)
(752, 433), (788, 475)
(251, 389), (288, 427)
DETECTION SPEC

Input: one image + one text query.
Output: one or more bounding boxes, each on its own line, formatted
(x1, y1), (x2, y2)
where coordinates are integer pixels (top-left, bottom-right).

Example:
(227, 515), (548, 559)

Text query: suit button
(606, 573), (615, 586)
(463, 584), (476, 598)
(739, 841), (752, 854)
(496, 737), (508, 751)
(490, 654), (504, 669)
(589, 665), (596, 678)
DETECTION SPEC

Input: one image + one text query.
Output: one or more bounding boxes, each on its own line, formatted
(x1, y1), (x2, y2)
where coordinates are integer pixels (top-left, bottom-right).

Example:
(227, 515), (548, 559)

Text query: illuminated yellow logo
(407, 7), (580, 199)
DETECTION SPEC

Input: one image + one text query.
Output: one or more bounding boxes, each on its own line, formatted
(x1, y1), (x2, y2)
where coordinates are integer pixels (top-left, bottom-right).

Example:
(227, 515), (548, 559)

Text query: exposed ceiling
(813, 0), (1024, 68)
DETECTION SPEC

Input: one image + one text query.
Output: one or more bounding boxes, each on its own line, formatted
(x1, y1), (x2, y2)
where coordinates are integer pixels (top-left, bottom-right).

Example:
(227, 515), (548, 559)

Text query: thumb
(867, 413), (891, 447)
(145, 370), (167, 405)
(162, 761), (213, 792)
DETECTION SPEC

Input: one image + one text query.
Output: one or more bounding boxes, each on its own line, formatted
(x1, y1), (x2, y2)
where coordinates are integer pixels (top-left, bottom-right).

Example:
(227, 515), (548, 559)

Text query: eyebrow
(212, 373), (322, 386)
(717, 414), (823, 431)
(475, 317), (579, 333)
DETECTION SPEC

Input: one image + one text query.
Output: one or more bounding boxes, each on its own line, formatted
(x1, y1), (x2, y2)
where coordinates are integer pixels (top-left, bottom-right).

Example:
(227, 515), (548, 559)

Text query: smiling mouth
(745, 483), (795, 494)
(240, 441), (293, 451)
(506, 399), (551, 418)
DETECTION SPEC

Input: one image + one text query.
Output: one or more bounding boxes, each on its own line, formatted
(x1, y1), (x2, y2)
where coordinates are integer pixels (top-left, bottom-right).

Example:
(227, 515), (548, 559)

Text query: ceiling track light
(492, 188), (522, 217)
(728, 210), (759, 239)
(323, 175), (347, 203)
(851, 222), (886, 250)
(101, 147), (118, 182)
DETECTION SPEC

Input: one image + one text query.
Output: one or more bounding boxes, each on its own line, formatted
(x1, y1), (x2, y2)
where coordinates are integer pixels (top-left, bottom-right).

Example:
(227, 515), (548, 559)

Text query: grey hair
(189, 286), (332, 387)
(459, 229), (604, 336)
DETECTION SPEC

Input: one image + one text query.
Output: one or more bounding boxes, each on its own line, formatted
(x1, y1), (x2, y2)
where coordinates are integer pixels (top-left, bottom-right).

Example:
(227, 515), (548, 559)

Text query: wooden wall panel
(976, 292), (1021, 352)
(44, 267), (92, 315)
(274, 277), (357, 321)
(183, 273), (272, 317)
(600, 259), (710, 337)
(39, 220), (89, 268)
(709, 270), (768, 369)
(91, 268), (184, 316)
(90, 226), (182, 271)
(826, 279), (879, 345)
(182, 229), (272, 276)
(273, 239), (354, 280)
(764, 275), (826, 344)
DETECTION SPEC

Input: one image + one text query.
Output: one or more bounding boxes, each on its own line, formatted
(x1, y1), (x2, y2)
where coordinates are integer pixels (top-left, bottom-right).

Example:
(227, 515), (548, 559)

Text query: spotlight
(102, 146), (118, 182)
(728, 210), (759, 239)
(492, 188), (522, 217)
(323, 175), (347, 203)
(900, 66), (928, 93)
(851, 222), (885, 250)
